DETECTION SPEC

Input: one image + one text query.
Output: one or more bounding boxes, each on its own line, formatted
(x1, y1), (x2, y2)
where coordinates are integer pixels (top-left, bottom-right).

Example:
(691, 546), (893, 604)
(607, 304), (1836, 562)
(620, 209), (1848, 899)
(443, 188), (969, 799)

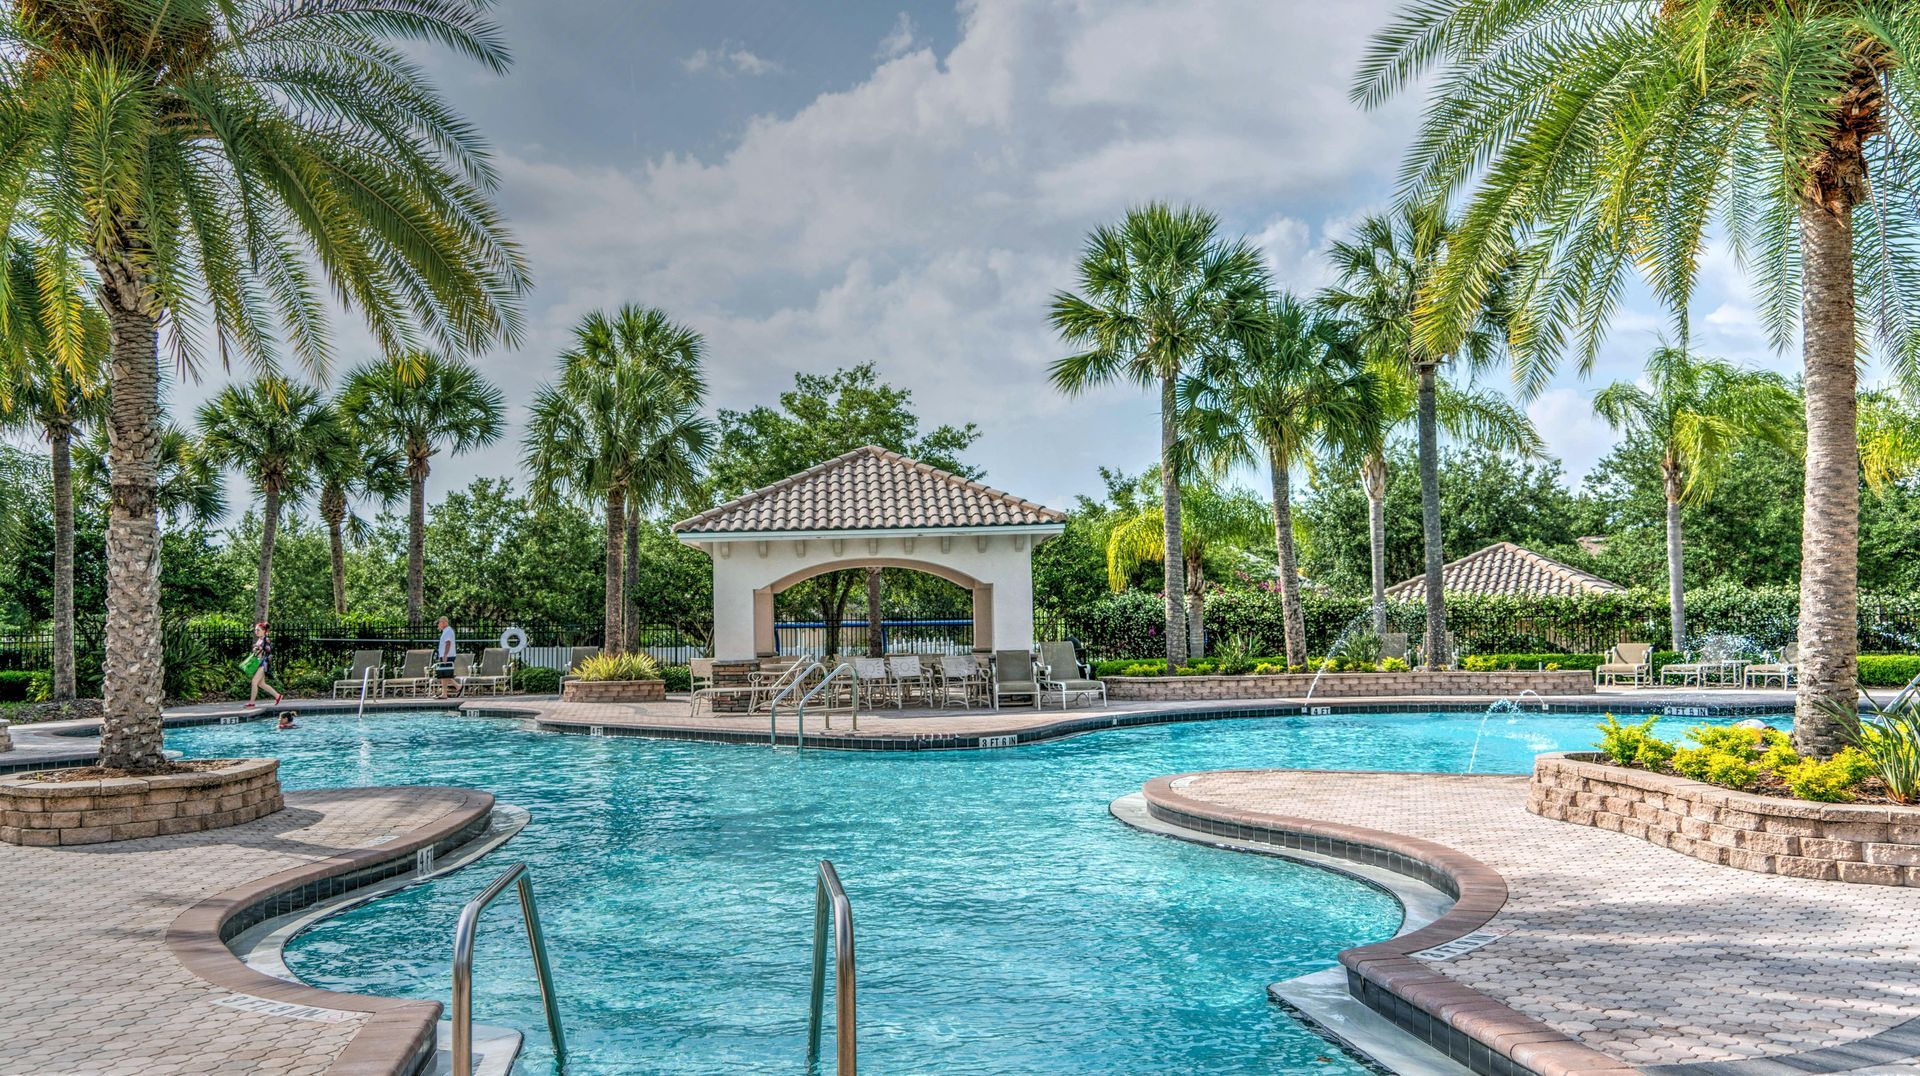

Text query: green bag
(241, 654), (261, 677)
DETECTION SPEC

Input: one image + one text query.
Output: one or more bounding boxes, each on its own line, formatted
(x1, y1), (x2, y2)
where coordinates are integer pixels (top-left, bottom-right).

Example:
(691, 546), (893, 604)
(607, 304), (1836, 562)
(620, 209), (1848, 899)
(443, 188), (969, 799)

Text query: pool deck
(1142, 769), (1920, 1076)
(0, 782), (493, 1076)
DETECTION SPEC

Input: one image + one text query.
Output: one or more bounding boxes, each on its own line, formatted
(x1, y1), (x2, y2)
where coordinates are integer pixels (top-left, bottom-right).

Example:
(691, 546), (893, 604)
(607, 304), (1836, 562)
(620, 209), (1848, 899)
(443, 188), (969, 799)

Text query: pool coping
(163, 786), (497, 1076)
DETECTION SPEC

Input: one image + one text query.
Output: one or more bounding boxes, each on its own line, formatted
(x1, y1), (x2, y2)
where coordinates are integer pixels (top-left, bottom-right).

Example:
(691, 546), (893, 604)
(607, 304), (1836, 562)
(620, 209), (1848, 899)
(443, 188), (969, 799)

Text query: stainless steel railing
(806, 859), (855, 1074)
(796, 663), (858, 747)
(451, 862), (566, 1076)
(769, 658), (826, 747)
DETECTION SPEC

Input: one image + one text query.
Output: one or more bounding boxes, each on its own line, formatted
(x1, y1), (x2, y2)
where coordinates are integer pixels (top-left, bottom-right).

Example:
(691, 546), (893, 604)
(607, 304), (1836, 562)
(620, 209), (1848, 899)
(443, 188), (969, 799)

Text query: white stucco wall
(684, 528), (1058, 660)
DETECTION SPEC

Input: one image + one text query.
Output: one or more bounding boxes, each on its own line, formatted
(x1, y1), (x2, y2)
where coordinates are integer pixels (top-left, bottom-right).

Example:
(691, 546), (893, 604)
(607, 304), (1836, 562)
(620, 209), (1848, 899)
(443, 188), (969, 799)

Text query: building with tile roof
(1385, 542), (1625, 600)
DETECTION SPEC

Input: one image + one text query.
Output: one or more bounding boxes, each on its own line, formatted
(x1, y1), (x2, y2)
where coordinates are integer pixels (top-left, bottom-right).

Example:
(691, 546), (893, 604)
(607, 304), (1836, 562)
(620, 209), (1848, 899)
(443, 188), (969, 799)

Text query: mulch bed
(24, 759), (243, 783)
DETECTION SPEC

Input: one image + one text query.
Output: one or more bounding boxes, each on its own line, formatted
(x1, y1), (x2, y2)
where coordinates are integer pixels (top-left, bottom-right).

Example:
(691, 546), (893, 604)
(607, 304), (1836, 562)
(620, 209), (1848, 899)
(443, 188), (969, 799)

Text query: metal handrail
(796, 663), (857, 747)
(806, 859), (855, 1074)
(451, 862), (566, 1076)
(355, 665), (378, 719)
(769, 658), (825, 747)
(1888, 668), (1920, 710)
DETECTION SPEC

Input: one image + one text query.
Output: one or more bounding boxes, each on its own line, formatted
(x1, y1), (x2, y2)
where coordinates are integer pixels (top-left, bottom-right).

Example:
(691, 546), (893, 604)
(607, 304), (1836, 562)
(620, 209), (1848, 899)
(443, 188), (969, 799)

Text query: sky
(95, 1), (1849, 516)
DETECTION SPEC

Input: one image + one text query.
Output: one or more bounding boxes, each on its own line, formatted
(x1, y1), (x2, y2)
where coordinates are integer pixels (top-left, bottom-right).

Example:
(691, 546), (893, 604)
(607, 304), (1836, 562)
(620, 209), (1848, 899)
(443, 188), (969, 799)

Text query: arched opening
(757, 557), (994, 657)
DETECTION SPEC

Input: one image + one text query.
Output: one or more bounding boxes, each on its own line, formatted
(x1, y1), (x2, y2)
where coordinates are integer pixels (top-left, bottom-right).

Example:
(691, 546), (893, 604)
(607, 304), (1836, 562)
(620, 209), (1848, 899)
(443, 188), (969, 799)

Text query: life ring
(499, 626), (529, 654)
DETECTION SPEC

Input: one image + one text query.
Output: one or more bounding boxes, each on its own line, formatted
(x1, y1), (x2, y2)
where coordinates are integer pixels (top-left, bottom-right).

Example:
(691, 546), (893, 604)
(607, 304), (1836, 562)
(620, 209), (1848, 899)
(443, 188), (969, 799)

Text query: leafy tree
(1105, 477), (1271, 658)
(343, 355), (507, 623)
(1049, 203), (1269, 665)
(75, 424), (227, 530)
(1357, 0), (1920, 748)
(0, 0), (527, 769)
(311, 407), (405, 615)
(1593, 347), (1801, 648)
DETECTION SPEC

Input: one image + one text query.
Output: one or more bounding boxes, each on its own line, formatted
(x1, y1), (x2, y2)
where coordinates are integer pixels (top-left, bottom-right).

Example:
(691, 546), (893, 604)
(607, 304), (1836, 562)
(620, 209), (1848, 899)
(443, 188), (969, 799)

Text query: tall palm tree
(0, 0), (526, 770)
(1187, 294), (1378, 665)
(1049, 203), (1270, 665)
(1105, 478), (1272, 659)
(310, 411), (405, 615)
(1595, 347), (1802, 650)
(524, 310), (713, 654)
(1320, 359), (1544, 637)
(0, 242), (108, 700)
(76, 424), (228, 530)
(342, 355), (506, 623)
(1318, 208), (1504, 667)
(1358, 0), (1920, 753)
(196, 379), (339, 621)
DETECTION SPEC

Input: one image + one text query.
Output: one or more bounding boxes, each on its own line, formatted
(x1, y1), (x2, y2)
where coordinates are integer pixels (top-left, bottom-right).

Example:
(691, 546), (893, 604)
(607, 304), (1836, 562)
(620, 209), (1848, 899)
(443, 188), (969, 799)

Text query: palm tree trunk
(603, 485), (626, 655)
(1270, 449), (1307, 667)
(1363, 452), (1388, 639)
(865, 567), (884, 657)
(49, 420), (76, 701)
(623, 500), (640, 645)
(1794, 196), (1861, 757)
(1416, 361), (1449, 667)
(1664, 468), (1686, 651)
(322, 486), (348, 615)
(1187, 578), (1205, 658)
(1159, 373), (1188, 665)
(254, 484), (280, 623)
(406, 456), (428, 622)
(94, 269), (167, 771)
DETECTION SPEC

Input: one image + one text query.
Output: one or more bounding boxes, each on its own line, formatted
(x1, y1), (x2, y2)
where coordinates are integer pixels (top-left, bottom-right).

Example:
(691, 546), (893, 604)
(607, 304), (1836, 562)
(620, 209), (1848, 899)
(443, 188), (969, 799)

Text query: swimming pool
(168, 708), (1767, 1075)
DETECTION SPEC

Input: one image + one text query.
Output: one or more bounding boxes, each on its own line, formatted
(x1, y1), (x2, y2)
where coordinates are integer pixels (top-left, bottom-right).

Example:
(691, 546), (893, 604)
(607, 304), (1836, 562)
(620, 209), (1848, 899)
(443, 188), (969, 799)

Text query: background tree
(1357, 0), (1920, 750)
(1105, 477), (1270, 657)
(311, 408), (405, 615)
(1593, 346), (1801, 649)
(343, 355), (506, 623)
(1050, 203), (1269, 665)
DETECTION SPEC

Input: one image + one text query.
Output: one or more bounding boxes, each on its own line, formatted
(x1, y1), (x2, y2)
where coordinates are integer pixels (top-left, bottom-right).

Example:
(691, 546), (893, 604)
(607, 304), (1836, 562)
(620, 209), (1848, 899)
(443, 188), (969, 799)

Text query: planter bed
(1529, 752), (1920, 885)
(0, 758), (283, 847)
(1103, 668), (1594, 701)
(561, 678), (667, 703)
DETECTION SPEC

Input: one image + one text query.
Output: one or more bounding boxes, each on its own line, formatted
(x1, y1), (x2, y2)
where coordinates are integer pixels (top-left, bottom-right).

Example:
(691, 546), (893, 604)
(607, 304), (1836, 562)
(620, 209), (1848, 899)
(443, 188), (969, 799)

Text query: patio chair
(1594, 642), (1652, 687)
(851, 656), (894, 708)
(384, 649), (435, 697)
(886, 654), (930, 708)
(332, 650), (385, 699)
(1039, 640), (1107, 710)
(1744, 641), (1798, 688)
(559, 646), (600, 685)
(1381, 633), (1410, 663)
(992, 650), (1044, 710)
(689, 658), (714, 695)
(935, 654), (989, 708)
(466, 647), (512, 694)
(1659, 639), (1733, 687)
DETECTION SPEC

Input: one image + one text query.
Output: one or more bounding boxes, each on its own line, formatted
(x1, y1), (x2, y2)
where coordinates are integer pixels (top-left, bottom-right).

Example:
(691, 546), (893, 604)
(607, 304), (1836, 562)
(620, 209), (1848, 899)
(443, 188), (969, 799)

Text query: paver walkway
(1160, 770), (1920, 1071)
(0, 785), (488, 1075)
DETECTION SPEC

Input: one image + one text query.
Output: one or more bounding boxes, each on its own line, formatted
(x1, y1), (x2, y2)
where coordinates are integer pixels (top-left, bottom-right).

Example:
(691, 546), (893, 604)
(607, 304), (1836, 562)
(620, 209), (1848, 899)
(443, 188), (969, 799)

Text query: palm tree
(1049, 203), (1270, 665)
(1358, 1), (1920, 752)
(1187, 294), (1378, 665)
(310, 412), (405, 615)
(524, 309), (713, 654)
(1595, 347), (1801, 649)
(1860, 391), (1920, 491)
(1105, 478), (1272, 659)
(196, 379), (339, 621)
(1318, 208), (1504, 667)
(1320, 359), (1544, 637)
(0, 242), (108, 700)
(75, 423), (228, 528)
(343, 355), (506, 623)
(0, 1), (526, 770)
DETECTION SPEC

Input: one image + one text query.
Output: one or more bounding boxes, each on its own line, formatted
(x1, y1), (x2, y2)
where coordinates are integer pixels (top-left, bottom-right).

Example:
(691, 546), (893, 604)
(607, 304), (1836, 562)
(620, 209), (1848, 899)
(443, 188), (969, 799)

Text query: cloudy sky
(166, 0), (1825, 513)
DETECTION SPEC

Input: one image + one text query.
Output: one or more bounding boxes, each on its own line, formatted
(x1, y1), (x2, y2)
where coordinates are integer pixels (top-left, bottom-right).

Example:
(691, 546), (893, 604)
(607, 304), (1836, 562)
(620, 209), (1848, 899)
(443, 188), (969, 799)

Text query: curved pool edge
(164, 786), (497, 1076)
(1138, 773), (1634, 1076)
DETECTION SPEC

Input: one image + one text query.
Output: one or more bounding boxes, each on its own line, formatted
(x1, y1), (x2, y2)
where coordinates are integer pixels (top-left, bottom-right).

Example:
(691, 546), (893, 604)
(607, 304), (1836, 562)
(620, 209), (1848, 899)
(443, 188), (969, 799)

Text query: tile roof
(674, 445), (1066, 534)
(1385, 541), (1625, 599)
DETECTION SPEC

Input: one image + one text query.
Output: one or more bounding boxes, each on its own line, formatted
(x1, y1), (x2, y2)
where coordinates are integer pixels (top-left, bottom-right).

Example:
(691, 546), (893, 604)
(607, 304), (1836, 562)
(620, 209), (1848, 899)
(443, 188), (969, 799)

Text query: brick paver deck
(0, 784), (491, 1075)
(1156, 770), (1920, 1072)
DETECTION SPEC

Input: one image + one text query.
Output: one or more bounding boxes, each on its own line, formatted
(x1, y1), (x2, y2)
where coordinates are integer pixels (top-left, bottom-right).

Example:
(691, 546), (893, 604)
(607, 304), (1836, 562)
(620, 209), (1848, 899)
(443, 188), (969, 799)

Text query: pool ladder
(807, 859), (856, 1074)
(450, 862), (567, 1076)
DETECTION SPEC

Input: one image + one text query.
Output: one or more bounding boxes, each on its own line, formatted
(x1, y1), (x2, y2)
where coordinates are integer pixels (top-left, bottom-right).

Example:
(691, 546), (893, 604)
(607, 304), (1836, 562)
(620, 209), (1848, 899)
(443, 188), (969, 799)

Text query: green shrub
(573, 652), (663, 682)
(1781, 749), (1874, 802)
(1858, 654), (1920, 687)
(1823, 693), (1920, 804)
(27, 671), (49, 702)
(1379, 656), (1410, 672)
(516, 665), (561, 693)
(1463, 653), (1605, 671)
(1117, 662), (1165, 677)
(0, 670), (42, 702)
(1595, 715), (1675, 768)
(660, 664), (691, 693)
(1703, 752), (1760, 790)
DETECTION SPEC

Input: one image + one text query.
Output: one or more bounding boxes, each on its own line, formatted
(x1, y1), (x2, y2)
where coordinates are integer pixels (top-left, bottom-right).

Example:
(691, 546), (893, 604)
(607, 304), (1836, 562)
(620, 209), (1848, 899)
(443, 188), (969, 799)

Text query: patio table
(1705, 659), (1748, 687)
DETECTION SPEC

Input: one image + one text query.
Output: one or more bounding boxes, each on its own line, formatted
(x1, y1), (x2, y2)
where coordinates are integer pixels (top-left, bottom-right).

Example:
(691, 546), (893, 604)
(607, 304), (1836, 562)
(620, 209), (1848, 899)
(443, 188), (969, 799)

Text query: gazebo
(674, 446), (1066, 663)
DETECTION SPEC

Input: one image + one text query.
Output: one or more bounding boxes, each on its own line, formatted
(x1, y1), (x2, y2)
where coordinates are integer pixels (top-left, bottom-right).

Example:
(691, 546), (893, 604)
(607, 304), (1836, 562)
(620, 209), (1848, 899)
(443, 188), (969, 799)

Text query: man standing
(435, 616), (460, 699)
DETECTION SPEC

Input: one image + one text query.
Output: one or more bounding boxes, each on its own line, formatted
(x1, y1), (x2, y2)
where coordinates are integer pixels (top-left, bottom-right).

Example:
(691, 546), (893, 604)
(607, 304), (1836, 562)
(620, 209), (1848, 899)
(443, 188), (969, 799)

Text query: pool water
(167, 709), (1764, 1075)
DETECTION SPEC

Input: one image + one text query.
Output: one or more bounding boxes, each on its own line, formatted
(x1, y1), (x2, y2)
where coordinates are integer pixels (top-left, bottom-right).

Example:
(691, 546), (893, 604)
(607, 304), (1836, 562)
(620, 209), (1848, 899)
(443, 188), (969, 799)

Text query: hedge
(1860, 654), (1920, 687)
(0, 670), (42, 702)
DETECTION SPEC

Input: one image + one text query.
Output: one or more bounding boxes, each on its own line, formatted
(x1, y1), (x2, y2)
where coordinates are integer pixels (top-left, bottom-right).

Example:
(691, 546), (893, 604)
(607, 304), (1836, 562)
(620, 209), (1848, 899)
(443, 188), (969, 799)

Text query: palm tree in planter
(343, 355), (507, 623)
(1105, 478), (1272, 661)
(197, 380), (342, 621)
(1594, 346), (1801, 651)
(0, 0), (526, 771)
(1186, 293), (1378, 666)
(1049, 203), (1270, 665)
(1357, 0), (1920, 753)
(0, 242), (108, 701)
(1317, 208), (1506, 667)
(311, 411), (406, 616)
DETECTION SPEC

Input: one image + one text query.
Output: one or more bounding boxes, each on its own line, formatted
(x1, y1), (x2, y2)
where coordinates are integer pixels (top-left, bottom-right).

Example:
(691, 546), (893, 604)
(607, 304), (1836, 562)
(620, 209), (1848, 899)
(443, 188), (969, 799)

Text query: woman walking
(247, 622), (284, 708)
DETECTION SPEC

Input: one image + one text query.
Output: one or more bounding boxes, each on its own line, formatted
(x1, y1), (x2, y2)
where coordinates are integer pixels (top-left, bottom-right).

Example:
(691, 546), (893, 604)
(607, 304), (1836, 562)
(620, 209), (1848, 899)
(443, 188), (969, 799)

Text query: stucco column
(990, 565), (1036, 651)
(753, 588), (776, 657)
(710, 545), (757, 660)
(971, 584), (994, 651)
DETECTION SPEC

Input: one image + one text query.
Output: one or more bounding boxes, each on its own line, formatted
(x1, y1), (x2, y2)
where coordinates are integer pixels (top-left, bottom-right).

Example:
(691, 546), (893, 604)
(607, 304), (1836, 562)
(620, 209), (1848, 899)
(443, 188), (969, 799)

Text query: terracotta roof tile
(1385, 542), (1624, 600)
(674, 445), (1065, 534)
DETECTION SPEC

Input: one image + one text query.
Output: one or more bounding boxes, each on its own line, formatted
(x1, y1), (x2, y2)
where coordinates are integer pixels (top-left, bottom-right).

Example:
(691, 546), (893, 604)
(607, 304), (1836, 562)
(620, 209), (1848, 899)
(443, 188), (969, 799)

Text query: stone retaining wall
(0, 719), (10, 752)
(0, 758), (282, 846)
(1105, 668), (1595, 701)
(561, 678), (667, 703)
(1529, 753), (1920, 885)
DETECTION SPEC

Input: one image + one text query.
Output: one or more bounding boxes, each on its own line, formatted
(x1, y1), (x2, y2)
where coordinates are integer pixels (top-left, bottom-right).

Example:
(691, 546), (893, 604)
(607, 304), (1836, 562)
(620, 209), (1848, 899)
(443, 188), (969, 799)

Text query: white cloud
(681, 42), (782, 77)
(876, 12), (918, 60)
(1526, 388), (1614, 485)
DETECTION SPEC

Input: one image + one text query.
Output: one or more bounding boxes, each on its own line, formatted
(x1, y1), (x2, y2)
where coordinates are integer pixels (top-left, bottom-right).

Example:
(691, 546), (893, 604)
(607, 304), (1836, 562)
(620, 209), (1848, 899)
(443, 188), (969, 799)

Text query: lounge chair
(993, 650), (1044, 710)
(1594, 642), (1652, 687)
(1660, 641), (1733, 687)
(886, 655), (930, 708)
(559, 646), (600, 685)
(466, 647), (512, 695)
(1039, 641), (1106, 709)
(332, 650), (385, 699)
(384, 649), (434, 697)
(1745, 642), (1798, 688)
(438, 653), (474, 698)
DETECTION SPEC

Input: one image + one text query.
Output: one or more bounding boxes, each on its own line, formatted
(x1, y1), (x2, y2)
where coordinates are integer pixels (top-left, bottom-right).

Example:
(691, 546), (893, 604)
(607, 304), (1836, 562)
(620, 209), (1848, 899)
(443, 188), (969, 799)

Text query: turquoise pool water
(167, 708), (1767, 1075)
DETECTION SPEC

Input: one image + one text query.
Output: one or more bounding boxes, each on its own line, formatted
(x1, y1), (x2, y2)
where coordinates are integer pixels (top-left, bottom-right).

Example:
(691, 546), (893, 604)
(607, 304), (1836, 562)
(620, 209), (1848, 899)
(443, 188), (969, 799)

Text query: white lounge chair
(384, 649), (434, 697)
(466, 647), (512, 695)
(993, 650), (1044, 710)
(1594, 642), (1652, 687)
(332, 650), (385, 699)
(1745, 642), (1798, 688)
(1039, 641), (1106, 709)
